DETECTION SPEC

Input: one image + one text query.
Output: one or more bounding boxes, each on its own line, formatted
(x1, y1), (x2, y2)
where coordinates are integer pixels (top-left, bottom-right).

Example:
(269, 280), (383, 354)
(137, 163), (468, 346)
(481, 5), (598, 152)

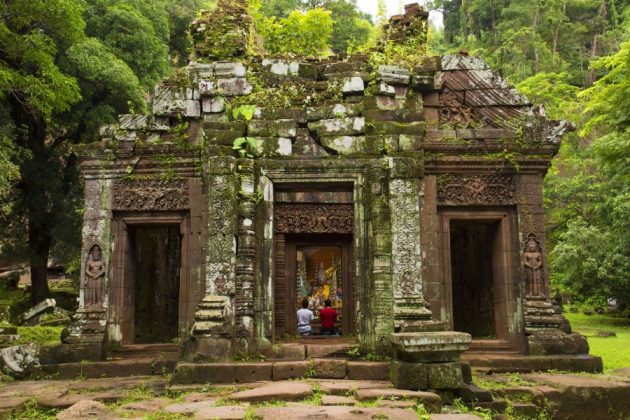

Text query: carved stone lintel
(274, 204), (354, 234)
(437, 174), (515, 205)
(112, 179), (189, 211)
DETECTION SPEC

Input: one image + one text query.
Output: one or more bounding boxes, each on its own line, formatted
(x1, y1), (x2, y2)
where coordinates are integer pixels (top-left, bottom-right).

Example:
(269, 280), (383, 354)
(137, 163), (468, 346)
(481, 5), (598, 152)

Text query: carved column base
(524, 296), (588, 355)
(394, 296), (433, 332)
(183, 295), (233, 362)
(59, 308), (107, 361)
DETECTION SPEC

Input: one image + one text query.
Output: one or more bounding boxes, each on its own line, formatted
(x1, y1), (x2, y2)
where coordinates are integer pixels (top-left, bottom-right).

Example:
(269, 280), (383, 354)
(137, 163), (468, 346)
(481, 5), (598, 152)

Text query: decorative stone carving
(523, 234), (545, 297)
(112, 179), (189, 211)
(437, 174), (515, 205)
(84, 245), (104, 308)
(439, 91), (474, 127)
(389, 178), (432, 330)
(274, 204), (354, 234)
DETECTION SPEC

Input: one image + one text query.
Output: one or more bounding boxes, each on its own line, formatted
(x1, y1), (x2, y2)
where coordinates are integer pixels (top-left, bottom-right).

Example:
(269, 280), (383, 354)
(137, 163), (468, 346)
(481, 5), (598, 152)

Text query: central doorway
(274, 234), (354, 339)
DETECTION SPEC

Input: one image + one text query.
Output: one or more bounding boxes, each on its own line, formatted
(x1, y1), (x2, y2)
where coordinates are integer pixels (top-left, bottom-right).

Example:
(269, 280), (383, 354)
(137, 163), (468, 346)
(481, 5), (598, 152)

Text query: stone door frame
(438, 209), (521, 344)
(109, 213), (192, 345)
(258, 166), (367, 345)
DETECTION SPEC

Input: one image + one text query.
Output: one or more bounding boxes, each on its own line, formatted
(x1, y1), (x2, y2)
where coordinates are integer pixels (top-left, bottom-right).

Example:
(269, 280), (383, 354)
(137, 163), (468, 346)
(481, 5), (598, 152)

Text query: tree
(258, 8), (334, 56)
(0, 0), (145, 304)
(256, 0), (372, 53)
(84, 0), (171, 89)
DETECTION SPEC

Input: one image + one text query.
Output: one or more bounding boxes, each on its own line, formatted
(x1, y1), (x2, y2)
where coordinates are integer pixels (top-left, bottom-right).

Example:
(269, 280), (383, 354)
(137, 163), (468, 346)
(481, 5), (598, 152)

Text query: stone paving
(0, 371), (629, 419)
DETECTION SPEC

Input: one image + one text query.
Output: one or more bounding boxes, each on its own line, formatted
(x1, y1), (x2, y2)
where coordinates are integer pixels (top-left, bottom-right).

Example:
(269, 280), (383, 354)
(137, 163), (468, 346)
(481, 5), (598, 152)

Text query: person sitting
(319, 299), (338, 335)
(296, 298), (314, 336)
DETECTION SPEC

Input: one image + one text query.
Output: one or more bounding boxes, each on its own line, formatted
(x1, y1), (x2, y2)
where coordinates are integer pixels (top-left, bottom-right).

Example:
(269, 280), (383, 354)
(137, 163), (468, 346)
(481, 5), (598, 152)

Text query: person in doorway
(319, 299), (338, 335)
(297, 298), (314, 336)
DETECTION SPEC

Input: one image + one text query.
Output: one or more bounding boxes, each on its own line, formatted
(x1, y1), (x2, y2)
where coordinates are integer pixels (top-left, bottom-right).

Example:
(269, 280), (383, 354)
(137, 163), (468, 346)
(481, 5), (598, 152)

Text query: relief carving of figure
(84, 245), (105, 308)
(523, 235), (545, 297)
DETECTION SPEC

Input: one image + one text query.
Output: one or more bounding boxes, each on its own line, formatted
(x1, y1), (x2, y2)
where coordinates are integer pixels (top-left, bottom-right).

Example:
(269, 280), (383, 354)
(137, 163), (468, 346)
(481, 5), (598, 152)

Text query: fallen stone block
(56, 400), (113, 420)
(0, 344), (40, 378)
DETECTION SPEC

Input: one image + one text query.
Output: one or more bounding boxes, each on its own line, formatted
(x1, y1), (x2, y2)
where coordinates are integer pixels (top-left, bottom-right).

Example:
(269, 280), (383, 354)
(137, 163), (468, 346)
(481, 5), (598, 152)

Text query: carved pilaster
(389, 158), (432, 331)
(204, 157), (238, 296)
(364, 164), (394, 351)
(234, 159), (256, 349)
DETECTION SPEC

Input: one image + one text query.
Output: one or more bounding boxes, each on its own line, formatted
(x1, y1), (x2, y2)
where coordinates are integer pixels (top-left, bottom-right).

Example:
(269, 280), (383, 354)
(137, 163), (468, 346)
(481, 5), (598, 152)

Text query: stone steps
(38, 357), (178, 380)
(171, 359), (390, 384)
(462, 353), (603, 373)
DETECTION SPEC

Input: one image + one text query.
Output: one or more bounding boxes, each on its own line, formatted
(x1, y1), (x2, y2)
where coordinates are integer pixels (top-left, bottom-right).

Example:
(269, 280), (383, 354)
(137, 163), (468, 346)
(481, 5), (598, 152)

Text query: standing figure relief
(85, 245), (105, 308)
(523, 234), (545, 297)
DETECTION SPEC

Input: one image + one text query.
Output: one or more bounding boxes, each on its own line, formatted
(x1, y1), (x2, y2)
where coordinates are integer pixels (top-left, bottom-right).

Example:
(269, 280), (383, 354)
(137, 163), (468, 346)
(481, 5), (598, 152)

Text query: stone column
(388, 157), (432, 331)
(234, 159), (257, 352)
(185, 156), (238, 361)
(362, 163), (394, 353)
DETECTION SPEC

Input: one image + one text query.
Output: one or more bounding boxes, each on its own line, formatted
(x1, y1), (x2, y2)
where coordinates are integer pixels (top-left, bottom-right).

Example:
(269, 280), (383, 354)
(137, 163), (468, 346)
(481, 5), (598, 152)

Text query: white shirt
(296, 308), (314, 333)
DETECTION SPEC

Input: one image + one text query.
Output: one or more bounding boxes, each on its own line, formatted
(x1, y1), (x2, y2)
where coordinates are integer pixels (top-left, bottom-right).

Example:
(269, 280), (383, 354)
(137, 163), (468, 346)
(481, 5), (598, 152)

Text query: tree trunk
(10, 96), (54, 306)
(29, 223), (51, 305)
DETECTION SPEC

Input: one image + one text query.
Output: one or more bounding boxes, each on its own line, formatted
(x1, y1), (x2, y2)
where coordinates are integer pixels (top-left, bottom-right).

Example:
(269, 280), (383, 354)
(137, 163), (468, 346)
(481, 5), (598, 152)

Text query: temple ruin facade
(65, 3), (590, 366)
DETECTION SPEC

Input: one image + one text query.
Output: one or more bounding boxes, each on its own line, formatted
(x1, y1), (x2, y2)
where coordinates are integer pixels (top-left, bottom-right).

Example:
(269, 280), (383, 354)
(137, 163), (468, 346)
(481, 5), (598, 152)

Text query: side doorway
(440, 210), (520, 345)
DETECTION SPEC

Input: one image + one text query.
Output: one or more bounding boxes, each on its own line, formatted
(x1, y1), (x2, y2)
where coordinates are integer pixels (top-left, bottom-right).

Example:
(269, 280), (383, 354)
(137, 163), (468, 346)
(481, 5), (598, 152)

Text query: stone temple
(62, 2), (597, 384)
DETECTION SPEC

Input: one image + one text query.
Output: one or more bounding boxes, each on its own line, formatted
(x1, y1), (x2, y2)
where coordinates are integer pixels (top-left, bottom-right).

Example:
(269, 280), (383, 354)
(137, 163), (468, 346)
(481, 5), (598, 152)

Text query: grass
(564, 311), (630, 372)
(14, 325), (64, 346)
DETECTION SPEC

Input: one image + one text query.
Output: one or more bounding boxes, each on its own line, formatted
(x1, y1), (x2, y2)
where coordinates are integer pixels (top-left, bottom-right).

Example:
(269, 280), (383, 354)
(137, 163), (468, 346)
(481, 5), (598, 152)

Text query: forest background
(0, 0), (628, 309)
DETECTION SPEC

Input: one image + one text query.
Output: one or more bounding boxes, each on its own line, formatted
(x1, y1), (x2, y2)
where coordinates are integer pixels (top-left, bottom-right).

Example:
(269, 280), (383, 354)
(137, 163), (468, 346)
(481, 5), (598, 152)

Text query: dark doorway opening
(450, 221), (498, 338)
(129, 225), (181, 343)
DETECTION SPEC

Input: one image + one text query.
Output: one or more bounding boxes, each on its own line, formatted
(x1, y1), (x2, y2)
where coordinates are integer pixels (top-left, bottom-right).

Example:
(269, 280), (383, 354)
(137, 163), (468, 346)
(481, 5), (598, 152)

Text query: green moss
(191, 1), (252, 60)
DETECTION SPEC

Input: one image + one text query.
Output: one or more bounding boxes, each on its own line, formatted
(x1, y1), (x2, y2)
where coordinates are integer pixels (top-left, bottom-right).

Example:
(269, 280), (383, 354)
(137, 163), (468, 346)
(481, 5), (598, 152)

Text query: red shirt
(319, 307), (337, 328)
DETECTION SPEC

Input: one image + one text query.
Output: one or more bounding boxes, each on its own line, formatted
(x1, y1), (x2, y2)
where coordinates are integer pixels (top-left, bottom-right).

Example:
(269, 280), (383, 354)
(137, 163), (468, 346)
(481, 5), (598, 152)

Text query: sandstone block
(234, 362), (272, 383)
(195, 405), (247, 420)
(342, 76), (364, 93)
(347, 361), (389, 381)
(308, 117), (365, 137)
(272, 361), (308, 380)
(255, 406), (418, 420)
(214, 62), (246, 78)
(427, 362), (463, 389)
(202, 97), (225, 113)
(56, 400), (112, 420)
(314, 359), (347, 379)
(354, 388), (442, 413)
(378, 65), (411, 85)
(321, 395), (356, 406)
(229, 381), (312, 402)
(390, 360), (428, 390)
(171, 363), (236, 384)
(217, 78), (252, 96)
